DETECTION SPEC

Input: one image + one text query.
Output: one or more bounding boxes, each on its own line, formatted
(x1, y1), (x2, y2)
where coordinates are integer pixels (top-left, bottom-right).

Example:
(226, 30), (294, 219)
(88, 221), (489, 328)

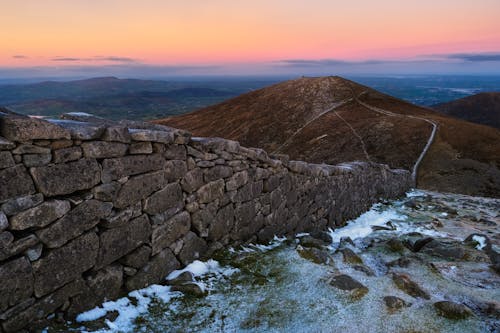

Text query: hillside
(432, 92), (500, 129)
(155, 76), (500, 197)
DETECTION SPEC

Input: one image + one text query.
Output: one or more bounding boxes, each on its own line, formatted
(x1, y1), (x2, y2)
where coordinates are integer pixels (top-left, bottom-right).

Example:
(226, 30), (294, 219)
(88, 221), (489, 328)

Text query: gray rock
(353, 265), (375, 276)
(191, 204), (216, 238)
(97, 214), (151, 268)
(37, 200), (113, 248)
(208, 204), (235, 242)
(151, 211), (191, 255)
(0, 151), (14, 169)
(101, 202), (142, 228)
(0, 136), (15, 150)
(386, 238), (407, 252)
(101, 154), (167, 183)
(129, 142), (152, 154)
(204, 165), (233, 182)
(164, 144), (186, 160)
(102, 126), (131, 143)
(165, 160), (188, 182)
(341, 248), (363, 264)
(93, 182), (121, 201)
(383, 296), (411, 311)
(24, 243), (43, 261)
(234, 181), (263, 202)
(0, 257), (33, 312)
(297, 246), (333, 265)
(81, 141), (128, 158)
(12, 144), (50, 155)
(125, 248), (180, 291)
(298, 235), (329, 249)
(10, 200), (70, 230)
(22, 153), (52, 167)
(166, 271), (194, 285)
(329, 274), (368, 299)
(52, 146), (82, 163)
(119, 245), (152, 269)
(0, 211), (8, 231)
(0, 234), (39, 261)
(0, 231), (14, 248)
(226, 170), (249, 191)
(143, 183), (183, 215)
(178, 231), (208, 265)
(47, 119), (106, 140)
(30, 158), (101, 196)
(181, 168), (204, 193)
(0, 113), (70, 141)
(129, 129), (174, 144)
(197, 179), (225, 204)
(171, 282), (206, 297)
(33, 232), (99, 297)
(114, 170), (168, 209)
(434, 301), (473, 319)
(1, 194), (44, 217)
(392, 273), (430, 299)
(0, 165), (36, 202)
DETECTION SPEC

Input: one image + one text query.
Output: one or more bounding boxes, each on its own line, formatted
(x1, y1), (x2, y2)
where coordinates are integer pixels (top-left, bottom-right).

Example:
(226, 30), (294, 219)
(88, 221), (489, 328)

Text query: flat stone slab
(0, 165), (36, 202)
(0, 112), (70, 141)
(47, 119), (106, 140)
(30, 158), (101, 196)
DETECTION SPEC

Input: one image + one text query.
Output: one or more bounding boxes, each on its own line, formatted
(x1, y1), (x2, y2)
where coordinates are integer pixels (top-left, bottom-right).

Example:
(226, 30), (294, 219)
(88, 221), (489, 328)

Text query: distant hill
(156, 76), (500, 197)
(0, 77), (277, 120)
(432, 92), (500, 129)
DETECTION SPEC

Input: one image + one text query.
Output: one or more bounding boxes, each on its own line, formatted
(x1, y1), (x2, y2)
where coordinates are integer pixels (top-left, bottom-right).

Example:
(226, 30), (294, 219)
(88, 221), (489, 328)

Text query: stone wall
(0, 111), (412, 332)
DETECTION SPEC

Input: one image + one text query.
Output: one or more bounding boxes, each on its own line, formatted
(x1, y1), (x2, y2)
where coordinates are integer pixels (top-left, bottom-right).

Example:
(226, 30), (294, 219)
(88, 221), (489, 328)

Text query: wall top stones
(0, 110), (412, 332)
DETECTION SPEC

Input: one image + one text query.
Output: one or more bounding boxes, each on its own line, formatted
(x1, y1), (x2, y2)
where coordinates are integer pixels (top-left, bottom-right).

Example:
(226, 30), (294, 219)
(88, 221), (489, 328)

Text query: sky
(1, 0), (500, 78)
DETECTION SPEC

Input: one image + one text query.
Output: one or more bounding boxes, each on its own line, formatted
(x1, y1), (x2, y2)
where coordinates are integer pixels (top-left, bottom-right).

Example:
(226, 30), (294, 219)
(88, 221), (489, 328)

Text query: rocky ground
(46, 190), (499, 333)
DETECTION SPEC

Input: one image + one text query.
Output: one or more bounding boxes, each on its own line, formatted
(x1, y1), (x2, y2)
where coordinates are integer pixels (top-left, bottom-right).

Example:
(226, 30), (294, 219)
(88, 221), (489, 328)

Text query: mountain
(155, 76), (500, 197)
(432, 92), (500, 129)
(0, 77), (278, 120)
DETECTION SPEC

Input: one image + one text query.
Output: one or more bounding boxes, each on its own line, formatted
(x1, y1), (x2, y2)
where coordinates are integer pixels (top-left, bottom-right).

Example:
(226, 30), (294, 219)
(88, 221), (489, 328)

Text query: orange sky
(1, 0), (500, 74)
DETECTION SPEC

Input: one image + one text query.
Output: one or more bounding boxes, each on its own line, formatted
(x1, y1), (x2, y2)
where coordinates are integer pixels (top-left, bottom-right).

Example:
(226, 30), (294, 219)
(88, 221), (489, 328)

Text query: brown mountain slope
(155, 76), (500, 197)
(432, 92), (500, 129)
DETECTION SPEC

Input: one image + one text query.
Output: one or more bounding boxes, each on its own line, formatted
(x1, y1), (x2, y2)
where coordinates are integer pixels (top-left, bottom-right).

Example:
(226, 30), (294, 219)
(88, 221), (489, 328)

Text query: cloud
(50, 56), (139, 63)
(12, 55), (28, 59)
(278, 59), (391, 67)
(445, 53), (500, 62)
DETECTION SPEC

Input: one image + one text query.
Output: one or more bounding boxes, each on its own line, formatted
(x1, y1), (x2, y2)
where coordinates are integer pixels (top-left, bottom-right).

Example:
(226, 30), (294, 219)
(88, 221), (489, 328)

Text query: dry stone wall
(0, 111), (412, 332)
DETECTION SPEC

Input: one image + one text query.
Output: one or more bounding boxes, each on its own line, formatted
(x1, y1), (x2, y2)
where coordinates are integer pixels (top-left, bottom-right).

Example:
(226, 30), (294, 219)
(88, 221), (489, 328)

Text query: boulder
(297, 246), (333, 265)
(434, 301), (473, 319)
(170, 282), (206, 297)
(30, 158), (101, 196)
(341, 248), (363, 264)
(33, 232), (99, 297)
(383, 296), (411, 312)
(37, 200), (113, 248)
(10, 200), (70, 230)
(392, 273), (430, 299)
(329, 274), (369, 299)
(0, 165), (36, 202)
(178, 231), (208, 265)
(166, 271), (194, 285)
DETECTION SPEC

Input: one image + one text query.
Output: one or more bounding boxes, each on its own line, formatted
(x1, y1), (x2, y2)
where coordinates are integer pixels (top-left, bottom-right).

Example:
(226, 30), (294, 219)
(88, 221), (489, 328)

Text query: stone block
(165, 160), (188, 181)
(37, 200), (113, 248)
(181, 168), (204, 193)
(22, 153), (52, 167)
(113, 170), (168, 209)
(234, 181), (263, 203)
(12, 144), (51, 155)
(0, 211), (7, 232)
(178, 231), (208, 265)
(204, 165), (233, 182)
(226, 170), (249, 191)
(143, 183), (183, 215)
(52, 146), (82, 163)
(0, 234), (39, 262)
(102, 126), (131, 143)
(93, 182), (121, 202)
(0, 257), (33, 312)
(0, 165), (35, 202)
(191, 203), (217, 238)
(197, 179), (225, 204)
(10, 200), (70, 230)
(101, 202), (142, 228)
(101, 154), (166, 183)
(0, 151), (14, 169)
(0, 136), (15, 150)
(151, 211), (191, 255)
(97, 214), (151, 268)
(208, 204), (235, 242)
(47, 119), (106, 140)
(164, 144), (186, 160)
(119, 245), (152, 269)
(129, 129), (174, 144)
(30, 158), (101, 196)
(129, 141), (153, 154)
(0, 112), (70, 141)
(125, 248), (180, 291)
(33, 232), (99, 297)
(81, 141), (128, 158)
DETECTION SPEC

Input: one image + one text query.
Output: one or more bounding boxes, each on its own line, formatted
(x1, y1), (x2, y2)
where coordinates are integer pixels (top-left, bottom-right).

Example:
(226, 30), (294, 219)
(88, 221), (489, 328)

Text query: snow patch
(472, 235), (487, 250)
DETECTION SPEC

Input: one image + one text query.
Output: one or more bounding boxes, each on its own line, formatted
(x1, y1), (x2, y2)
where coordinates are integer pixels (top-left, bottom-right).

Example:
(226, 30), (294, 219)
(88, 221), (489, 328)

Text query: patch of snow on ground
(472, 235), (487, 250)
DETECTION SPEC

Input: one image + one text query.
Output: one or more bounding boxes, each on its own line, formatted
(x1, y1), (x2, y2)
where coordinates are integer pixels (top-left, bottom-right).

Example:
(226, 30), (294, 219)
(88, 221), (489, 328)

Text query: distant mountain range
(432, 92), (500, 129)
(156, 76), (500, 197)
(0, 77), (277, 120)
